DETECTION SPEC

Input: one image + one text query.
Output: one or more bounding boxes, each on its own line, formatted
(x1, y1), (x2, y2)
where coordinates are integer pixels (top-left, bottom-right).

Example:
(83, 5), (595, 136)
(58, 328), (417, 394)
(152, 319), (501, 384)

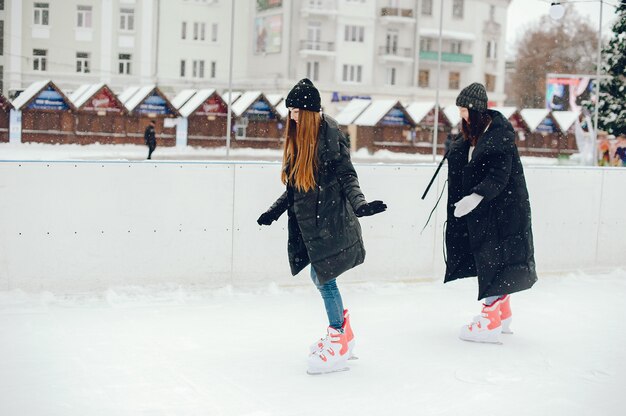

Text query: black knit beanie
(285, 78), (321, 112)
(455, 82), (488, 113)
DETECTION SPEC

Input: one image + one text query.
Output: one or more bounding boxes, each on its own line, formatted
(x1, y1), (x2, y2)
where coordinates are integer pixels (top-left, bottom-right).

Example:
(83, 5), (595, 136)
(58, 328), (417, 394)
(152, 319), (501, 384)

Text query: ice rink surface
(1, 270), (624, 416)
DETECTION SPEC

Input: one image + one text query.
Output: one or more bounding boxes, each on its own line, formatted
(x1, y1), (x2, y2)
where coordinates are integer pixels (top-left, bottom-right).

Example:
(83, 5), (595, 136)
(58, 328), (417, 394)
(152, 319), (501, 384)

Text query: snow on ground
(0, 142), (562, 165)
(1, 270), (624, 416)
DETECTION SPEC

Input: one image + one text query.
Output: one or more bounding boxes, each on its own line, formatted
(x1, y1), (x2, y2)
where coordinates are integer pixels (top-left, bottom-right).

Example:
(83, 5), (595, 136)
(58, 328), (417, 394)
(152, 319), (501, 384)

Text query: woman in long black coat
(446, 83), (537, 344)
(257, 79), (386, 374)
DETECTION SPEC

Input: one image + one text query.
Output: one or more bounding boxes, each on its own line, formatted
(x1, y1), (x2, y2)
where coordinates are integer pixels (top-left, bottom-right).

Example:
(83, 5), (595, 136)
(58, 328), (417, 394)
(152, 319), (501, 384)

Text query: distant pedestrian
(145, 119), (157, 159)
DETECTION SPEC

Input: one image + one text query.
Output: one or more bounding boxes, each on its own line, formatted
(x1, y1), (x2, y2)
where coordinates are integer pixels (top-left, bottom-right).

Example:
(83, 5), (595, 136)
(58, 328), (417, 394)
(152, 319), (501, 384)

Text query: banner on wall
(546, 75), (595, 112)
(136, 92), (174, 115)
(245, 99), (275, 121)
(27, 86), (69, 110)
(381, 107), (410, 126)
(256, 0), (282, 11)
(84, 89), (122, 113)
(255, 14), (282, 54)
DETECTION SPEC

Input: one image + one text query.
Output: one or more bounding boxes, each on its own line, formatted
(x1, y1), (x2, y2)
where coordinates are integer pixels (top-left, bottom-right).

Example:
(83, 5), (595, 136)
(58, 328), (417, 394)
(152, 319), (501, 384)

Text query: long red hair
(281, 110), (321, 192)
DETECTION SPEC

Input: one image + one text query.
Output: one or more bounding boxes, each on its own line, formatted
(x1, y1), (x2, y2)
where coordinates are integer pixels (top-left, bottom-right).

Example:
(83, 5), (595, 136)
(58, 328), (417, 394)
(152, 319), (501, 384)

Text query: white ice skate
(309, 309), (357, 360)
(307, 327), (350, 375)
(459, 302), (502, 344)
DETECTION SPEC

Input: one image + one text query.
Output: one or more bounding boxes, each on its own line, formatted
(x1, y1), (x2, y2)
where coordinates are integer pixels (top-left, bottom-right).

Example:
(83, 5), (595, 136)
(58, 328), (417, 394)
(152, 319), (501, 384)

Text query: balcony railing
(380, 7), (414, 18)
(419, 51), (473, 64)
(300, 40), (335, 52)
(378, 46), (412, 57)
(304, 0), (337, 10)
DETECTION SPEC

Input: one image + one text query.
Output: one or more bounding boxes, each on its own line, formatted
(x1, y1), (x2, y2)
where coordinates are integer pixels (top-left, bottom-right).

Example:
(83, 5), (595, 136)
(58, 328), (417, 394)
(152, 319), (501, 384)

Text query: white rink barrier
(0, 160), (624, 291)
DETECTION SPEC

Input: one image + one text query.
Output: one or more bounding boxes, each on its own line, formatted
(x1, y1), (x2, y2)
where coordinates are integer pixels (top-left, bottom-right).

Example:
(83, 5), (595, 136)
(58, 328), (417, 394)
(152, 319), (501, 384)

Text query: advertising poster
(255, 14), (282, 54)
(256, 0), (282, 11)
(546, 76), (595, 112)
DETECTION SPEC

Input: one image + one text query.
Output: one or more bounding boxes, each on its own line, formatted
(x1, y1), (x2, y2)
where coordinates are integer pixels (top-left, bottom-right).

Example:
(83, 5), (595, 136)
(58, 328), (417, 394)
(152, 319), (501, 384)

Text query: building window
(486, 40), (497, 59)
(181, 22), (187, 39)
(342, 64), (362, 83)
(386, 67), (396, 86)
(0, 21), (3, 56)
(0, 66), (3, 93)
(34, 3), (49, 26)
(420, 38), (433, 52)
(211, 23), (218, 42)
(77, 5), (92, 28)
(449, 71), (460, 89)
(485, 74), (496, 92)
(210, 61), (216, 78)
(120, 8), (134, 31)
(118, 53), (131, 74)
(200, 23), (206, 41)
(192, 60), (205, 78)
(452, 0), (464, 19)
(180, 60), (186, 77)
(490, 5), (495, 20)
(344, 25), (364, 43)
(422, 0), (432, 16)
(193, 22), (198, 40)
(418, 69), (429, 88)
(450, 41), (462, 54)
(33, 49), (47, 71)
(0, 1), (4, 11)
(76, 52), (90, 73)
(306, 61), (319, 81)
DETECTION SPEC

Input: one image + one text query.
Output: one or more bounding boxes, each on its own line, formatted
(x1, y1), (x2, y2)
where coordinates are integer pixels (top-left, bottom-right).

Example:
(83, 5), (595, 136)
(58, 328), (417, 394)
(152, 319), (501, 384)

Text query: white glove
(454, 193), (484, 218)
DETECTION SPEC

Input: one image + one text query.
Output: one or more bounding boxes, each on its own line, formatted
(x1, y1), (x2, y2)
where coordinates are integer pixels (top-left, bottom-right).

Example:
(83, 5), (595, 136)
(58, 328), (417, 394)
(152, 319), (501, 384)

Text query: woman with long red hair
(257, 79), (386, 375)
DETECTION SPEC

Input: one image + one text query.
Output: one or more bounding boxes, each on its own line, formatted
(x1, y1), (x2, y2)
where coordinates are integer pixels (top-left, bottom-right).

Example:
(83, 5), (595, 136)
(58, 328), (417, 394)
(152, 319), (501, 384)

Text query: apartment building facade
(0, 0), (511, 111)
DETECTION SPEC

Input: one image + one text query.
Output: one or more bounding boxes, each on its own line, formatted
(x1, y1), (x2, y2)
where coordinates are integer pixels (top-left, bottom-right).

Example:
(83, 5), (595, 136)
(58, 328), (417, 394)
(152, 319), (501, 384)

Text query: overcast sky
(506, 0), (620, 57)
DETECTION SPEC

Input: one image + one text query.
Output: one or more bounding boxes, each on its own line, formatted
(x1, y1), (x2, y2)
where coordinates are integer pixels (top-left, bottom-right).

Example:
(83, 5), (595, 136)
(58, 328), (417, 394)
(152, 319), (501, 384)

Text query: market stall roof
(12, 80), (75, 111)
(172, 89), (198, 110)
(118, 86), (141, 105)
(221, 91), (242, 106)
(490, 106), (517, 120)
(266, 94), (288, 119)
(443, 104), (461, 126)
(405, 102), (436, 124)
(334, 99), (371, 125)
(179, 89), (220, 118)
(520, 109), (551, 132)
(119, 85), (179, 116)
(552, 111), (579, 132)
(353, 100), (414, 127)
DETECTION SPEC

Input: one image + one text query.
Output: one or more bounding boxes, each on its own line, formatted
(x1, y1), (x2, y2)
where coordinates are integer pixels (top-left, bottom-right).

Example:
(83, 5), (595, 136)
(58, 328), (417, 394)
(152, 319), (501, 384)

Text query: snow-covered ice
(1, 270), (624, 416)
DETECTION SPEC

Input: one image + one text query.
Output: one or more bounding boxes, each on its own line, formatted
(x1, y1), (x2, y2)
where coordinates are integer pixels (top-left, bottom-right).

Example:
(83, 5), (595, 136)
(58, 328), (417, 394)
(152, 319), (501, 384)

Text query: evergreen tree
(596, 1), (626, 136)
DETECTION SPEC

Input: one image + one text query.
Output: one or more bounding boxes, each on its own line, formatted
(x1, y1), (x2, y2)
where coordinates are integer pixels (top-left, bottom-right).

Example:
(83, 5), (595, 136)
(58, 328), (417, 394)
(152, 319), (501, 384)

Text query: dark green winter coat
(263, 115), (367, 285)
(445, 110), (538, 299)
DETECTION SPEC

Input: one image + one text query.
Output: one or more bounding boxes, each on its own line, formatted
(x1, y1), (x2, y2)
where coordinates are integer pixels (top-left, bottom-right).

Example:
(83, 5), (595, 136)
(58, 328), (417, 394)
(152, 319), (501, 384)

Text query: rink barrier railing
(0, 160), (624, 291)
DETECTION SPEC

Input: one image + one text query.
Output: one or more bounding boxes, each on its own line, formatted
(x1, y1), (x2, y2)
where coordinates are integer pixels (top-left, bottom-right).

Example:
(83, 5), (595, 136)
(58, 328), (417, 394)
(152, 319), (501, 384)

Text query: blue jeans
(484, 295), (502, 306)
(311, 267), (344, 330)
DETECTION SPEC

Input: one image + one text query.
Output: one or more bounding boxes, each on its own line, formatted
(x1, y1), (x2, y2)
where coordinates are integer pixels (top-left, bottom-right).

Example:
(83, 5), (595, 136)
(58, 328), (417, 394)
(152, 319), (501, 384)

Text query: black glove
(257, 212), (275, 226)
(355, 200), (387, 217)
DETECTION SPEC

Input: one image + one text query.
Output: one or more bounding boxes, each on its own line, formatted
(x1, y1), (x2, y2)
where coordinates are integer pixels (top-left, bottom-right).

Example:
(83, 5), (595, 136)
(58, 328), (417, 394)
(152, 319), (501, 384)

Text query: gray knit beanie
(455, 83), (488, 113)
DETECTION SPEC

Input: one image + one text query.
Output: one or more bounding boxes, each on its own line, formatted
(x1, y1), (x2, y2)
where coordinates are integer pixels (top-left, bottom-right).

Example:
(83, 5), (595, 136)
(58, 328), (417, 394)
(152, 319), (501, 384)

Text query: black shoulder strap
(421, 149), (448, 200)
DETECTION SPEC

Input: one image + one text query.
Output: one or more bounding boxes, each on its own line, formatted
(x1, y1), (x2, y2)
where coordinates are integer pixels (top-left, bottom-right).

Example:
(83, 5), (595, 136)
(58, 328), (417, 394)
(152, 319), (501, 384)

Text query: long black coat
(445, 110), (537, 300)
(264, 115), (367, 285)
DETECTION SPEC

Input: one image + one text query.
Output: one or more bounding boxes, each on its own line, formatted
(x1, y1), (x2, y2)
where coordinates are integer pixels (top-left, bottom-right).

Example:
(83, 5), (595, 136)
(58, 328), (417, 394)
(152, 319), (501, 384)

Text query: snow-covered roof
(72, 83), (106, 109)
(221, 91), (242, 106)
(520, 109), (551, 132)
(490, 107), (517, 120)
(354, 100), (403, 127)
(179, 89), (217, 118)
(443, 105), (461, 126)
(12, 80), (51, 110)
(265, 94), (283, 107)
(117, 86), (141, 105)
(172, 89), (198, 110)
(125, 85), (156, 112)
(232, 91), (264, 117)
(419, 29), (476, 41)
(265, 94), (288, 118)
(552, 111), (579, 132)
(68, 84), (92, 105)
(406, 102), (436, 124)
(334, 99), (372, 125)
